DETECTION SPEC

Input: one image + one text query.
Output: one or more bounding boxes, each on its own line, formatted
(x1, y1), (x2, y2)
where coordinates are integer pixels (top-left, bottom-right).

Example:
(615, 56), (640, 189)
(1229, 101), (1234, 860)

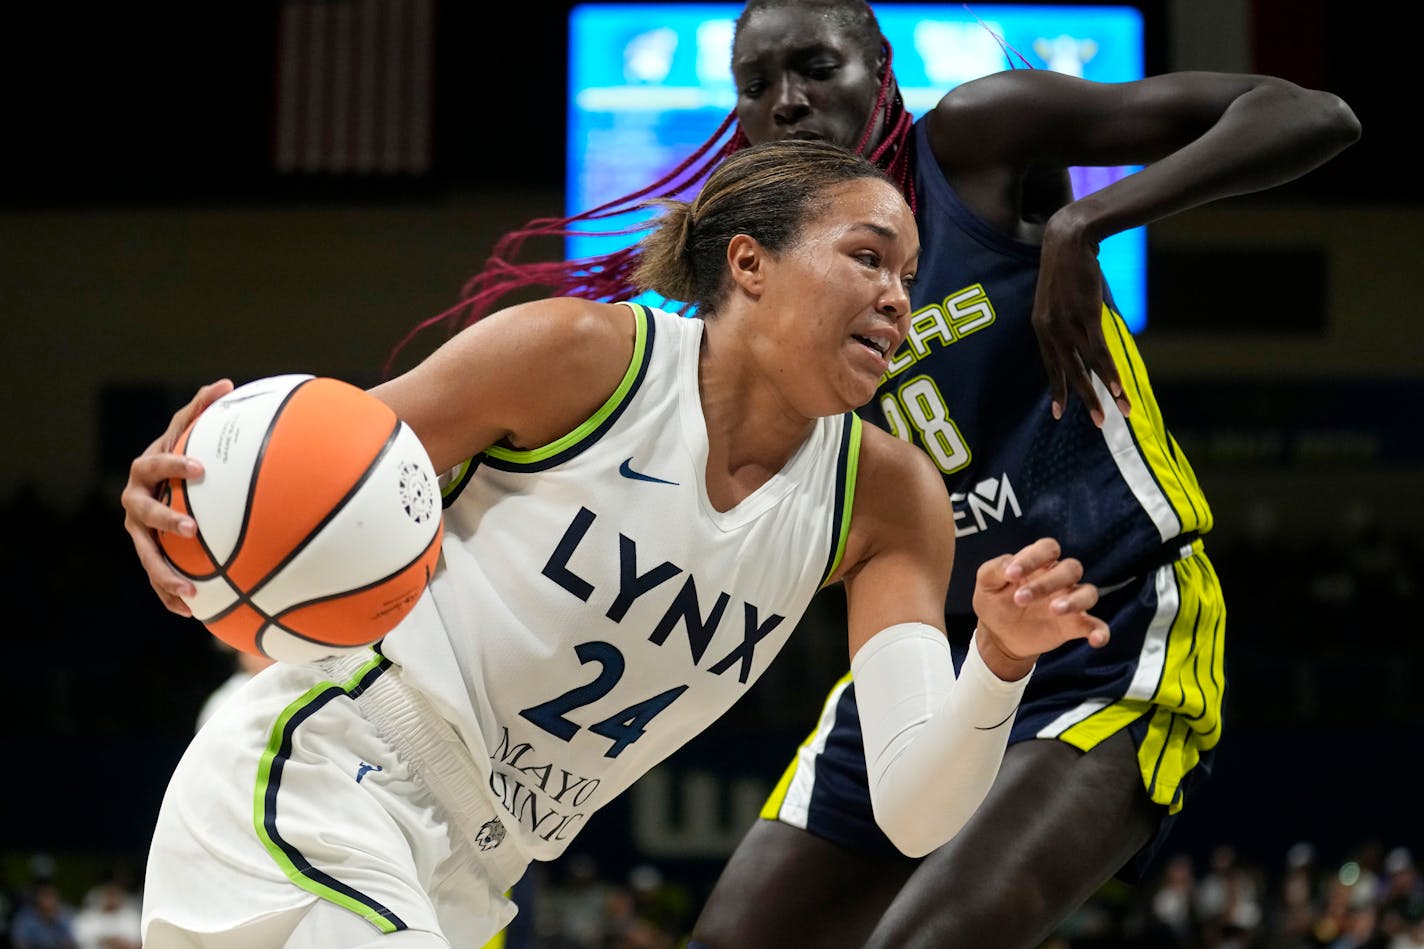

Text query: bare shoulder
(855, 423), (944, 499)
(469, 297), (637, 401)
(935, 68), (1045, 112)
(483, 298), (638, 448)
(372, 298), (638, 468)
(923, 69), (1072, 179)
(486, 296), (636, 363)
(836, 424), (953, 579)
(929, 70), (1057, 131)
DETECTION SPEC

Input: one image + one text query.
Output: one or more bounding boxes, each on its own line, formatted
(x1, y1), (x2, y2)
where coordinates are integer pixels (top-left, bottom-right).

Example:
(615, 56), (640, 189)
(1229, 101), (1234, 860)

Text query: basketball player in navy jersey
(430, 3), (1359, 947)
(686, 4), (1361, 948)
(121, 142), (1112, 948)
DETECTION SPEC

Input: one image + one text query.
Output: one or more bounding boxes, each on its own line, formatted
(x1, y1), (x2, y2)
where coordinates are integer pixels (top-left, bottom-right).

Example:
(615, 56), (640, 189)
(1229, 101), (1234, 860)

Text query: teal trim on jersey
(483, 303), (651, 467)
(820, 415), (862, 587)
(252, 652), (405, 934)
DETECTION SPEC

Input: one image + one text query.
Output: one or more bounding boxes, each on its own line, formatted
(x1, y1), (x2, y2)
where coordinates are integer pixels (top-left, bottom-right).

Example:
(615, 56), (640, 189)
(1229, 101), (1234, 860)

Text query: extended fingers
(1002, 538), (1063, 584)
(1011, 555), (1085, 606)
(122, 494), (197, 609)
(1038, 321), (1134, 425)
(1083, 616), (1110, 648)
(164, 379), (234, 447)
(1044, 583), (1108, 650)
(131, 449), (203, 487)
(137, 542), (196, 614)
(122, 451), (202, 609)
(1065, 353), (1106, 428)
(974, 553), (1016, 595)
(125, 453), (202, 530)
(1081, 330), (1131, 422)
(189, 378), (235, 416)
(1035, 334), (1070, 421)
(1046, 582), (1098, 614)
(115, 381), (229, 620)
(123, 484), (196, 538)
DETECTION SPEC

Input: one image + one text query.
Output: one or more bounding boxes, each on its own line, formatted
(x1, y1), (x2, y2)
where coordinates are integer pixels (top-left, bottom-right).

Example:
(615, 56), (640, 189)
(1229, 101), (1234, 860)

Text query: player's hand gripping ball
(158, 374), (444, 662)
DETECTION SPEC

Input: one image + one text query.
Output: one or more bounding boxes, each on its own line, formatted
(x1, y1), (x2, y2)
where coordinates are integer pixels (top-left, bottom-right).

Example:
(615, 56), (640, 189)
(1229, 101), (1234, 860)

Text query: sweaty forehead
(732, 7), (858, 67)
(813, 179), (914, 232)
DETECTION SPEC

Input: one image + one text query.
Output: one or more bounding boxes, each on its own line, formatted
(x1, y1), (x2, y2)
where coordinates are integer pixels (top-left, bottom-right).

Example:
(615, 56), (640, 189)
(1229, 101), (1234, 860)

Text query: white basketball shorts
(142, 651), (529, 947)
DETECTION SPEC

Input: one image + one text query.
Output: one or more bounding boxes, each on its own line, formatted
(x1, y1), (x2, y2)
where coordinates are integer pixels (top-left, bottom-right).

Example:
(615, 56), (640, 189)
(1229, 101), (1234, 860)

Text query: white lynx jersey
(381, 303), (861, 860)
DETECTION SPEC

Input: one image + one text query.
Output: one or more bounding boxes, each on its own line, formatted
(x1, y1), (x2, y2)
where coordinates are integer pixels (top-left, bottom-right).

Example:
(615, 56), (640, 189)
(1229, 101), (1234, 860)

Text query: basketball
(158, 374), (444, 662)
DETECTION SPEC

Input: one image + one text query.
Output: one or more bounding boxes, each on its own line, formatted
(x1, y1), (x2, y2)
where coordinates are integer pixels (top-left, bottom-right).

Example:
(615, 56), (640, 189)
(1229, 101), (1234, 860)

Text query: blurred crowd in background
(3, 836), (1421, 948)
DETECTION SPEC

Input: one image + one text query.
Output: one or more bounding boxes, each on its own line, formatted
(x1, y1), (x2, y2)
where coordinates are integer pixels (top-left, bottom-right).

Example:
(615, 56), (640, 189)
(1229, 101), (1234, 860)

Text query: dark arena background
(1, 1), (1420, 947)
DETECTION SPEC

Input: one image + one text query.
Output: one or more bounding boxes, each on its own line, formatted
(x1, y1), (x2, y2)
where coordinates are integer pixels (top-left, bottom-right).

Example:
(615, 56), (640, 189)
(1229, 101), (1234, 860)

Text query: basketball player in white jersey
(121, 141), (1109, 948)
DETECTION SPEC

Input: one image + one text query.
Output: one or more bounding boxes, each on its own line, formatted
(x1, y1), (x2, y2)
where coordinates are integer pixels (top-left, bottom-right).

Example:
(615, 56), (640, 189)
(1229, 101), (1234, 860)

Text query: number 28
(878, 375), (971, 474)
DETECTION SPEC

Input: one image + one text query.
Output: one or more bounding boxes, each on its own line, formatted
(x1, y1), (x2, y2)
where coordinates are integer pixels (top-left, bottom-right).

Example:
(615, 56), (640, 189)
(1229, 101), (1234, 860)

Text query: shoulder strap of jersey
(818, 412), (863, 588)
(439, 303), (657, 506)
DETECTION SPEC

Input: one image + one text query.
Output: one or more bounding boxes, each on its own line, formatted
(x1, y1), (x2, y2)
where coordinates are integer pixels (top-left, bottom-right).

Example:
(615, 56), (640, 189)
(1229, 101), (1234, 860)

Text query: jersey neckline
(674, 316), (818, 532)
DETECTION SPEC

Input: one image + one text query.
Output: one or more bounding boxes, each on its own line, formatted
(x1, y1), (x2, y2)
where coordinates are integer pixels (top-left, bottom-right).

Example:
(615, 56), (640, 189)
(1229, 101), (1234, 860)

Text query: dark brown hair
(633, 139), (894, 314)
(386, 1), (914, 374)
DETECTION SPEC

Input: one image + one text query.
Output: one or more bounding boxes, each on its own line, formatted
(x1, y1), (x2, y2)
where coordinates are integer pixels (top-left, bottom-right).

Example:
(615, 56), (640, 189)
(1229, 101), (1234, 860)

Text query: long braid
(469, 110), (747, 298)
(861, 33), (917, 214)
(387, 2), (918, 375)
(384, 115), (746, 375)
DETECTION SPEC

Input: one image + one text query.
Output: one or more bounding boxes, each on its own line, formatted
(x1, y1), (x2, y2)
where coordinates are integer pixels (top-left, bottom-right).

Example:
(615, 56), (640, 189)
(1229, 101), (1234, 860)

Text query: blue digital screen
(568, 3), (1147, 330)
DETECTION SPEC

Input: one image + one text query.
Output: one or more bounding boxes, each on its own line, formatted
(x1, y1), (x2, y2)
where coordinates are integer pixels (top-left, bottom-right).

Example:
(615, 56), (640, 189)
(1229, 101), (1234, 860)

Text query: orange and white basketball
(158, 374), (443, 662)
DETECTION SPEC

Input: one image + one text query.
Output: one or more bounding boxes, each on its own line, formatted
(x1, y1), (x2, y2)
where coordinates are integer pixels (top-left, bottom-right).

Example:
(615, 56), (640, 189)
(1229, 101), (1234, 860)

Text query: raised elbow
(1318, 91), (1362, 148)
(1254, 79), (1362, 157)
(1287, 83), (1362, 152)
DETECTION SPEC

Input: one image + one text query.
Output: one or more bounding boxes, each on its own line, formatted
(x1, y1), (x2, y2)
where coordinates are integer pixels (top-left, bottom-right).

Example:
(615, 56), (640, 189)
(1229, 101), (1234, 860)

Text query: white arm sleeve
(850, 622), (1031, 858)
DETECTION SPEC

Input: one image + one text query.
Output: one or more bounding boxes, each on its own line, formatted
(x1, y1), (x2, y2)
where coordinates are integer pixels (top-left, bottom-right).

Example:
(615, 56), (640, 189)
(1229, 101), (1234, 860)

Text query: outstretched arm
(833, 429), (1107, 857)
(926, 68), (1361, 422)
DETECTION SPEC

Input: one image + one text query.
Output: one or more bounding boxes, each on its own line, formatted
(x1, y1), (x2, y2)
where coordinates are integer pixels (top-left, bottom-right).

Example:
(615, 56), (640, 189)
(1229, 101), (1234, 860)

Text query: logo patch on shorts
(356, 761), (383, 784)
(475, 818), (507, 851)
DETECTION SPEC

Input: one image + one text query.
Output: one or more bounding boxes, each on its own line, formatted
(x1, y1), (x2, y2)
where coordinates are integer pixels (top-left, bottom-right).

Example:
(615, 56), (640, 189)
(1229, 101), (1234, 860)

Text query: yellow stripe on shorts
(1101, 305), (1213, 537)
(1059, 544), (1226, 814)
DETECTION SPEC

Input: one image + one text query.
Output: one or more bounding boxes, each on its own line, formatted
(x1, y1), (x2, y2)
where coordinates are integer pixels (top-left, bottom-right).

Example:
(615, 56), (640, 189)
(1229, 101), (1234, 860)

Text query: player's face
(759, 178), (917, 415)
(732, 7), (883, 149)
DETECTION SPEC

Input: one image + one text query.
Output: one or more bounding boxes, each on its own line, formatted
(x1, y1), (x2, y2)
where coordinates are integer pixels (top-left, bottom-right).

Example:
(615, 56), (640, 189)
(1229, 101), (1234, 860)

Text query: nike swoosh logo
(975, 709), (1018, 731)
(1098, 577), (1137, 596)
(619, 458), (678, 485)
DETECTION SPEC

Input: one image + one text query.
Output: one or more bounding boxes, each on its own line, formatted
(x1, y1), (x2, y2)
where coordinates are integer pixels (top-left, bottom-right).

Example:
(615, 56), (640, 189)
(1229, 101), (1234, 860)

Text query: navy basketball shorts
(761, 539), (1224, 874)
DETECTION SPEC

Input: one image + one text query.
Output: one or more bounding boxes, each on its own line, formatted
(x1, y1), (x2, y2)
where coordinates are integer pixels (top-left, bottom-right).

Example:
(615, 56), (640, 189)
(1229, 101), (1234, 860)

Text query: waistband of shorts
(1167, 533), (1204, 565)
(318, 651), (531, 889)
(1138, 532), (1203, 571)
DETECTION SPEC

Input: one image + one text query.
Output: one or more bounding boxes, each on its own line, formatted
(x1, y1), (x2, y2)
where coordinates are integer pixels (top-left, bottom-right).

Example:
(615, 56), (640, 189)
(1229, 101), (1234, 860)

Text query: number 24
(519, 641), (688, 759)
